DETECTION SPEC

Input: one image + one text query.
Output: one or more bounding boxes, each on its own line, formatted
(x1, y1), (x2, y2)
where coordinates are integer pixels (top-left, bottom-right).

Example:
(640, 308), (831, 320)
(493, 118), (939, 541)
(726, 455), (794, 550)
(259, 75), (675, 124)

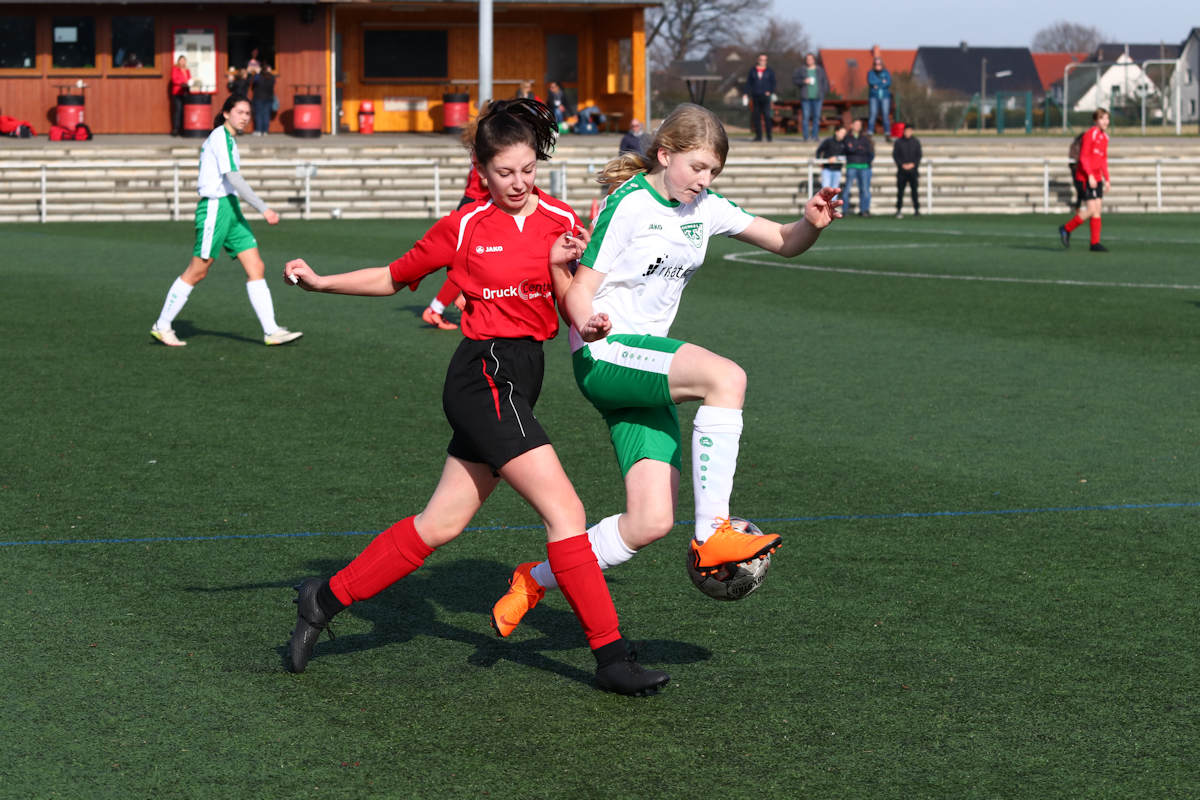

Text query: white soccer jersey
(574, 173), (753, 348)
(196, 125), (240, 198)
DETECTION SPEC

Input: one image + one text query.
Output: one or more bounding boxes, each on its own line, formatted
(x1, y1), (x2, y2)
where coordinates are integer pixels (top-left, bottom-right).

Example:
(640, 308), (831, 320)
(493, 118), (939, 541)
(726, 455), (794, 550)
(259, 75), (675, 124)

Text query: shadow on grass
(192, 556), (709, 689)
(171, 319), (263, 346)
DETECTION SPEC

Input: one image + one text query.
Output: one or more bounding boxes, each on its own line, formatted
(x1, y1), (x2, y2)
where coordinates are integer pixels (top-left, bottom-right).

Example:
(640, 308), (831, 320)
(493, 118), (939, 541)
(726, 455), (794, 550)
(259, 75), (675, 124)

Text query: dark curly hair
(469, 98), (557, 167)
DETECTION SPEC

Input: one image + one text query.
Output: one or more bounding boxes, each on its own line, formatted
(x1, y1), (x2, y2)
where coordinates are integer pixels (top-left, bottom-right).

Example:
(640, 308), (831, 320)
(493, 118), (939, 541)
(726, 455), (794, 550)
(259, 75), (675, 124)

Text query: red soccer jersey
(463, 166), (489, 201)
(1075, 126), (1109, 184)
(388, 190), (580, 341)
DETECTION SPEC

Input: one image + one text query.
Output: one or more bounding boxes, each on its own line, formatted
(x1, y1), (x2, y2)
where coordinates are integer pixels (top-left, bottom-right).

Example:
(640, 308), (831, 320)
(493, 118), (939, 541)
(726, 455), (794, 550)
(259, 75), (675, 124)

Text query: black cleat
(1089, 243), (1108, 252)
(595, 651), (670, 697)
(288, 578), (334, 673)
(1058, 225), (1070, 248)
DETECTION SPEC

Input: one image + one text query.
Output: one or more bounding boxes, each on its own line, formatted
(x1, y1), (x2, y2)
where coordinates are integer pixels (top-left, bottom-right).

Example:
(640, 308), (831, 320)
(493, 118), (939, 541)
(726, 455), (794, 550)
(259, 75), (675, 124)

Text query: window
(52, 16), (95, 69)
(0, 16), (36, 69)
(607, 37), (632, 94)
(545, 34), (577, 84)
(363, 29), (447, 79)
(113, 16), (154, 68)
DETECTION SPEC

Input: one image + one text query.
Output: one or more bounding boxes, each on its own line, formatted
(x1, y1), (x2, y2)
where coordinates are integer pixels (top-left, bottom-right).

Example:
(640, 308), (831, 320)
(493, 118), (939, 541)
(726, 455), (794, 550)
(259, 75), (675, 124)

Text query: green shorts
(193, 195), (257, 260)
(572, 333), (685, 476)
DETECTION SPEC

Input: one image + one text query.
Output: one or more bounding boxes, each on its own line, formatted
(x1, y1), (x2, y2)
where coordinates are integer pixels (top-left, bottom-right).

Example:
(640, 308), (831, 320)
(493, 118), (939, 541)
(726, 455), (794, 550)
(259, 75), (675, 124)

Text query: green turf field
(2, 214), (1197, 798)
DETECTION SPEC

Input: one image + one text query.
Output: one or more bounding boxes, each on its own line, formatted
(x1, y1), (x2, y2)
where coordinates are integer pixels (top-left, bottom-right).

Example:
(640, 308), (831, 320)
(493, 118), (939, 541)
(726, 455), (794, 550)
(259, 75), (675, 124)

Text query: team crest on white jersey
(680, 222), (704, 248)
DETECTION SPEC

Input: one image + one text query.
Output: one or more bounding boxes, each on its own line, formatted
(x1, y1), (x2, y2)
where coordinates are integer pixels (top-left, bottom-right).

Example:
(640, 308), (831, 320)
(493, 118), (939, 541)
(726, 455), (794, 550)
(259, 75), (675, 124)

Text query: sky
(769, 0), (1197, 50)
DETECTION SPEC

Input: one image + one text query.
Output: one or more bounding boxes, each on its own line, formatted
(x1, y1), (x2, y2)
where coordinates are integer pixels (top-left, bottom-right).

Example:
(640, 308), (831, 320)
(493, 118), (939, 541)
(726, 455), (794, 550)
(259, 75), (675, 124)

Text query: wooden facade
(0, 1), (650, 135)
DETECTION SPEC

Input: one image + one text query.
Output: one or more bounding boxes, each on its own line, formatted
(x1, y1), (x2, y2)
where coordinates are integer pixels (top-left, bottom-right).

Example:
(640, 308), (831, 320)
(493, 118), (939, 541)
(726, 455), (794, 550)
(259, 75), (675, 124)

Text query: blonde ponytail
(595, 103), (728, 188)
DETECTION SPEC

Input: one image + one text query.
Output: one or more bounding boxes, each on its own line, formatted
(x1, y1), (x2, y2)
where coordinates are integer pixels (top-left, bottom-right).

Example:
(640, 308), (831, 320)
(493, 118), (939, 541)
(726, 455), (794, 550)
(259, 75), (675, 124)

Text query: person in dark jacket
(815, 124), (847, 190)
(618, 118), (648, 155)
(792, 53), (829, 142)
(843, 118), (874, 216)
(742, 53), (777, 142)
(250, 64), (276, 136)
(892, 124), (921, 217)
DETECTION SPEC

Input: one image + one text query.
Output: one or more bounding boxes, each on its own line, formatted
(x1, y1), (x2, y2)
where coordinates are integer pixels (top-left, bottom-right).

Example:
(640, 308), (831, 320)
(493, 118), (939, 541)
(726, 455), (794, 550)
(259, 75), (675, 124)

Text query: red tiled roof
(1031, 52), (1089, 91)
(818, 49), (917, 97)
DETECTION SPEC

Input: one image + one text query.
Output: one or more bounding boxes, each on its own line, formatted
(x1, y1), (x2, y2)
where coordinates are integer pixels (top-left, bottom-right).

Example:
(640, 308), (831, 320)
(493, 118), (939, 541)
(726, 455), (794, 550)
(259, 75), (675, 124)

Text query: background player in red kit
(1059, 108), (1110, 253)
(420, 163), (490, 330)
(281, 98), (669, 696)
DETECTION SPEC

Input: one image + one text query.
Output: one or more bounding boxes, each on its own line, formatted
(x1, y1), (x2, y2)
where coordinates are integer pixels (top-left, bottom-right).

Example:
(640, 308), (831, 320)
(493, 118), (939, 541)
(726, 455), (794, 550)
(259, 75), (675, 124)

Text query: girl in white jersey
(149, 94), (302, 347)
(492, 103), (842, 636)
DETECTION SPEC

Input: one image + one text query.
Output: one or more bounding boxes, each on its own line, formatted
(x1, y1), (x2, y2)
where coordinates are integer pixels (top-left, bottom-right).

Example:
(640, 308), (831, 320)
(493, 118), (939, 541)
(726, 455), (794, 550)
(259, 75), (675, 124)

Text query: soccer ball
(685, 517), (772, 601)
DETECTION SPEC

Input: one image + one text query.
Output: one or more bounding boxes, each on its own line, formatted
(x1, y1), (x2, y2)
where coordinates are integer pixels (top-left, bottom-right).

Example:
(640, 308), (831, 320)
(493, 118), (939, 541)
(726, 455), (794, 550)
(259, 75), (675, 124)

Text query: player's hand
(579, 312), (611, 342)
(264, 208), (280, 225)
(1088, 176), (1098, 189)
(283, 258), (320, 290)
(551, 227), (589, 267)
(805, 186), (843, 228)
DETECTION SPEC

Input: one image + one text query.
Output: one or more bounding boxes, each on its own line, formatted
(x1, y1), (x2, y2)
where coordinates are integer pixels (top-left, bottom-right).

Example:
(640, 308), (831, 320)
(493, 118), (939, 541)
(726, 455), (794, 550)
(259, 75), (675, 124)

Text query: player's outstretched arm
(734, 187), (843, 258)
(562, 264), (610, 342)
(283, 258), (403, 296)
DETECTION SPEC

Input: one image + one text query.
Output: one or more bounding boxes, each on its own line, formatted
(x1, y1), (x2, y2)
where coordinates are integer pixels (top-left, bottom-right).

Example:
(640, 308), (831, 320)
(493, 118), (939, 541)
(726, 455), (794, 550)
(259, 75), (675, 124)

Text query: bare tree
(1031, 20), (1105, 53)
(749, 19), (810, 61)
(647, 0), (770, 71)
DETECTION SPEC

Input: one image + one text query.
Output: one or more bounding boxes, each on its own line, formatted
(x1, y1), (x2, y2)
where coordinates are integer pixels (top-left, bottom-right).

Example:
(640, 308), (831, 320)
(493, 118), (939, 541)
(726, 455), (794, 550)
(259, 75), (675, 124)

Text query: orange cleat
(490, 562), (545, 637)
(422, 306), (458, 331)
(688, 518), (781, 576)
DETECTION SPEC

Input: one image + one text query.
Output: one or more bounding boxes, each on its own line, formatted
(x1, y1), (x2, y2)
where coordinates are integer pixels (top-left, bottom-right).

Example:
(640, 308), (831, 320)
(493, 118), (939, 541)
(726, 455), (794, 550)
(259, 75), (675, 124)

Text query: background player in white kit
(492, 103), (842, 635)
(149, 94), (302, 347)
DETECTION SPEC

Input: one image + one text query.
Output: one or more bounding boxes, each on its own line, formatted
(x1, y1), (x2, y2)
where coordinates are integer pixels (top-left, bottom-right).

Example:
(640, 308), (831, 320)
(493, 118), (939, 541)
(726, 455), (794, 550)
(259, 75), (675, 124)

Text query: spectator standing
(892, 124), (921, 217)
(792, 53), (829, 142)
(246, 48), (261, 73)
(844, 118), (874, 216)
(515, 80), (542, 102)
(169, 55), (191, 136)
(227, 66), (249, 99)
(250, 64), (276, 136)
(618, 118), (647, 155)
(867, 56), (893, 140)
(816, 124), (848, 191)
(1058, 108), (1110, 252)
(547, 81), (572, 125)
(743, 53), (776, 142)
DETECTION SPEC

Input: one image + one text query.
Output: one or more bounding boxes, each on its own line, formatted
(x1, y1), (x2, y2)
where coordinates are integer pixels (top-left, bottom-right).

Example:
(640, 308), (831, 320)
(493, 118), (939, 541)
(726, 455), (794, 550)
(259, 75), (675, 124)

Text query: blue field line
(2, 500), (1198, 549)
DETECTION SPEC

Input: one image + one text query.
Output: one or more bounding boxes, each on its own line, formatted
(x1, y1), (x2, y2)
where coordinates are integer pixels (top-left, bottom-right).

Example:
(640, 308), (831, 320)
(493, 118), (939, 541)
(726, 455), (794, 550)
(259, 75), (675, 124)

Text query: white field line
(724, 251), (1200, 291)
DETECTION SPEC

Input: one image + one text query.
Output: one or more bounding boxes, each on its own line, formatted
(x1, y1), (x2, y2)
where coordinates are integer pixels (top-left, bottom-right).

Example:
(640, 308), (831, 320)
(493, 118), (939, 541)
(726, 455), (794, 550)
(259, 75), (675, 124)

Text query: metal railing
(4, 155), (1200, 222)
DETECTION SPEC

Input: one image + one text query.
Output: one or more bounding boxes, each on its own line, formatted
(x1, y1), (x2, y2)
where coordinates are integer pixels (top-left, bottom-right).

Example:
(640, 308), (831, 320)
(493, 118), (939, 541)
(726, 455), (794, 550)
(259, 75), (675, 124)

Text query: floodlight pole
(478, 0), (494, 106)
(979, 57), (986, 133)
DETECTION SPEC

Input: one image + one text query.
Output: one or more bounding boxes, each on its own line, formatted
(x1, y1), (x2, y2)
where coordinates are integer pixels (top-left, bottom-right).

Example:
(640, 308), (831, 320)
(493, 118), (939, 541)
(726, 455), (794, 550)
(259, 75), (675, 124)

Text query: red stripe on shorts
(481, 359), (502, 420)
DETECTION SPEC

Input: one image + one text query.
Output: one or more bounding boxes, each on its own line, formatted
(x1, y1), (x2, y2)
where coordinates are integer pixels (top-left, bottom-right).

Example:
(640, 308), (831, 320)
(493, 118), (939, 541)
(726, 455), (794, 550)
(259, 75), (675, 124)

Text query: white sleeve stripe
(456, 201), (492, 250)
(538, 198), (577, 228)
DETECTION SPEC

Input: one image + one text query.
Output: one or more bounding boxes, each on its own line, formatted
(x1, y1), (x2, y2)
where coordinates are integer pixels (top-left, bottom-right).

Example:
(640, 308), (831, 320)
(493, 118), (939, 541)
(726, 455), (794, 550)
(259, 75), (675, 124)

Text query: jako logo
(474, 244), (504, 254)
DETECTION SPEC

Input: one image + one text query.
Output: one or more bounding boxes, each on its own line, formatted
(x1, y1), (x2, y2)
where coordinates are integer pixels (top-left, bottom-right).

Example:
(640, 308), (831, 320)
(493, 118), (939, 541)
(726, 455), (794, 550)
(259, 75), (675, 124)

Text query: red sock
(1089, 217), (1101, 245)
(547, 534), (622, 650)
(328, 516), (434, 606)
(434, 277), (459, 309)
(1063, 215), (1084, 233)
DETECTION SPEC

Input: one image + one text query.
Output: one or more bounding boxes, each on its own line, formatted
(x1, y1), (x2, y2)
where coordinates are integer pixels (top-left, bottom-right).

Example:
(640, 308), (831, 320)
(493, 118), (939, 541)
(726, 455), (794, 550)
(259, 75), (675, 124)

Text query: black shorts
(442, 337), (551, 470)
(1073, 177), (1103, 202)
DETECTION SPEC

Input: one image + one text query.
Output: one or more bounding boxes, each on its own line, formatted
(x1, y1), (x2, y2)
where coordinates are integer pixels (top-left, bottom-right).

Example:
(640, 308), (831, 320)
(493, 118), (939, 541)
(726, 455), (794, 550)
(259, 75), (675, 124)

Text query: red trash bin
(442, 93), (469, 134)
(55, 94), (85, 129)
(182, 94), (213, 138)
(292, 93), (322, 138)
(358, 100), (375, 135)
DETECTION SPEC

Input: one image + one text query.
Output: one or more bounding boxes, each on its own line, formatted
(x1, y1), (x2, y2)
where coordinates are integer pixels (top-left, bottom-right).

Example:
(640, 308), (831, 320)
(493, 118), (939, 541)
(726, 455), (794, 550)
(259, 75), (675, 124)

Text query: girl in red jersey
(281, 98), (668, 696)
(1059, 108), (1110, 252)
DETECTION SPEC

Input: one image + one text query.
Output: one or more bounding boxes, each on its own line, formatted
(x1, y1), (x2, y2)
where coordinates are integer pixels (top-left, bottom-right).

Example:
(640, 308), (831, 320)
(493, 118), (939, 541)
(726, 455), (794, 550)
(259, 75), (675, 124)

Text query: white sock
(246, 279), (279, 334)
(692, 405), (743, 542)
(155, 277), (193, 330)
(529, 514), (635, 590)
(429, 297), (447, 314)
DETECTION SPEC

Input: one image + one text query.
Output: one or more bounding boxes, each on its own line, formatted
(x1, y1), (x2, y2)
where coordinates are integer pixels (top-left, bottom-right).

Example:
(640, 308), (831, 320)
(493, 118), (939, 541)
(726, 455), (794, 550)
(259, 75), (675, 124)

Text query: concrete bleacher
(1, 132), (1198, 222)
